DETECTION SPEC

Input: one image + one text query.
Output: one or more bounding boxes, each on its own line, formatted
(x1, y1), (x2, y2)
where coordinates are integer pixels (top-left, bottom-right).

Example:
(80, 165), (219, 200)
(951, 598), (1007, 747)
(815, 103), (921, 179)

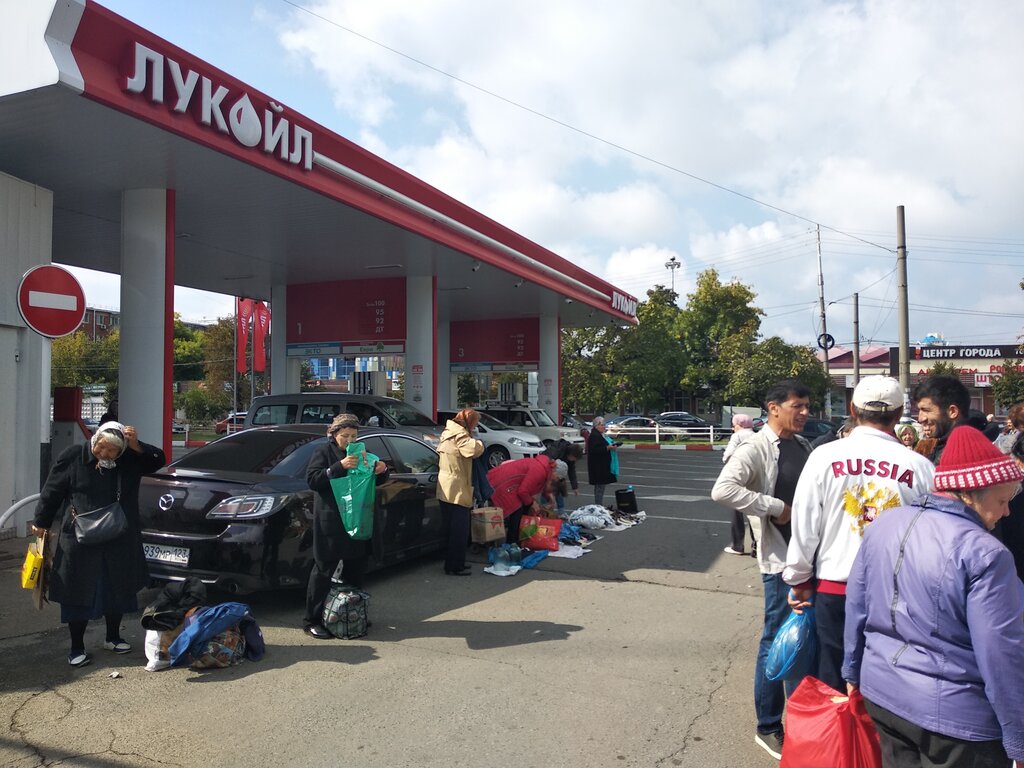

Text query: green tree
(51, 330), (119, 388)
(991, 361), (1024, 408)
(560, 325), (620, 415)
(678, 269), (763, 408)
(457, 374), (480, 406)
(180, 385), (228, 424)
(614, 285), (686, 413)
(173, 314), (206, 382)
(925, 360), (962, 376)
(727, 336), (830, 408)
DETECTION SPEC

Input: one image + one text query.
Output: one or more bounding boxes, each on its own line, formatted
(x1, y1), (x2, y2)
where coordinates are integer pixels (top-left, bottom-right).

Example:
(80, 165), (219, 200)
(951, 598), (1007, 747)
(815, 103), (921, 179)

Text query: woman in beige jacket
(438, 408), (484, 575)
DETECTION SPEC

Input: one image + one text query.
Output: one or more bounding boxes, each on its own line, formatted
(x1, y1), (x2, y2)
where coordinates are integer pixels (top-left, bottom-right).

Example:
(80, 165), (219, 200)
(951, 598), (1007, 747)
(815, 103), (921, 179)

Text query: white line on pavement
(645, 515), (730, 525)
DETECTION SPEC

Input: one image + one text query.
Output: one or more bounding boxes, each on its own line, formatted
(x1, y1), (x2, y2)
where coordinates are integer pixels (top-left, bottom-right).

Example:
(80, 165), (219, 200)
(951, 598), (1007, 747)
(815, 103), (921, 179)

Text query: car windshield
(374, 400), (436, 427)
(477, 412), (510, 431)
(174, 431), (321, 475)
(529, 409), (556, 427)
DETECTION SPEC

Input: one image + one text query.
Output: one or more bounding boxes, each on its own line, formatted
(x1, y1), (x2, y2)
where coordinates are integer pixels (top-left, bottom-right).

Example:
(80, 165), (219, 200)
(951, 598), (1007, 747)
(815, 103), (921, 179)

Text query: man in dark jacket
(542, 439), (583, 513)
(912, 375), (969, 464)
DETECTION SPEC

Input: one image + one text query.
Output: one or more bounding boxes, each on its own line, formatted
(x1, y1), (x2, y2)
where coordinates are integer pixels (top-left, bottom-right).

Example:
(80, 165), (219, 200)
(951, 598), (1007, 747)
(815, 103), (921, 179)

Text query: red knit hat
(934, 425), (1024, 491)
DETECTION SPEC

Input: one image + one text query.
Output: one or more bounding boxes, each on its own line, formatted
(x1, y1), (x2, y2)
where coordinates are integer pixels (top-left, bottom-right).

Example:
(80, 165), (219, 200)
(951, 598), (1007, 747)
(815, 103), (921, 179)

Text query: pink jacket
(487, 455), (554, 517)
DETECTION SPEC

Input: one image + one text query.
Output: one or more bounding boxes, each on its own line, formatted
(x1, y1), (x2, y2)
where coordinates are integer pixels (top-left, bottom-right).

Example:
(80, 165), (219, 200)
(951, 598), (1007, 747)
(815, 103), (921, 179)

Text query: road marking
(28, 290), (77, 311)
(644, 494), (710, 502)
(646, 515), (729, 525)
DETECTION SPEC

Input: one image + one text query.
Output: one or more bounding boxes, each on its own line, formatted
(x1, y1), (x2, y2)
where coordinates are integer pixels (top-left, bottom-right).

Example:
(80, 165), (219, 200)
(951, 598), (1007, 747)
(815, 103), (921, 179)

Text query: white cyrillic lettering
(228, 94), (261, 147)
(290, 126), (313, 170)
(124, 43), (164, 102)
(263, 111), (289, 159)
(167, 59), (198, 113)
(201, 77), (229, 133)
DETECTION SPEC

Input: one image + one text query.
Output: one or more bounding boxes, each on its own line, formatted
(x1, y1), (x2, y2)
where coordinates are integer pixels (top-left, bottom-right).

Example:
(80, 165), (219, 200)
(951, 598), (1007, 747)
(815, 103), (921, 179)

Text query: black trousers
(440, 500), (471, 571)
(304, 555), (366, 627)
(863, 697), (1011, 768)
(814, 591), (847, 692)
(506, 505), (529, 544)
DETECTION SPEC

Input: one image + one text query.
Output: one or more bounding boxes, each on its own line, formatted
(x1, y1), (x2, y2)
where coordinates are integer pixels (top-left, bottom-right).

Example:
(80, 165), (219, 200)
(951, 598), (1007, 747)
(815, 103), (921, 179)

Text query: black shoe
(303, 624), (333, 639)
(444, 566), (471, 576)
(68, 650), (92, 668)
(754, 730), (784, 760)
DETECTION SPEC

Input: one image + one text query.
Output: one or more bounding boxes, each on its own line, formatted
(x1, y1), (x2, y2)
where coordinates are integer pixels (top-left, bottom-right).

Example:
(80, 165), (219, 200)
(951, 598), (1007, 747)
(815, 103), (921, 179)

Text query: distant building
(78, 307), (120, 340)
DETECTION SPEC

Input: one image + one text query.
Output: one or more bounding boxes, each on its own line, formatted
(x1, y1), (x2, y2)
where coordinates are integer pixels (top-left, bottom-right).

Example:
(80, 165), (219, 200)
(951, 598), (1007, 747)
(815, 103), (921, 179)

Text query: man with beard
(912, 375), (970, 464)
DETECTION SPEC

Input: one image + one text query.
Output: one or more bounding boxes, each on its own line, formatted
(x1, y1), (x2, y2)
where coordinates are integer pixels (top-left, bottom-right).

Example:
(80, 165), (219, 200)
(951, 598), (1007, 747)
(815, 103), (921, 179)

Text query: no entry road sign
(17, 264), (86, 338)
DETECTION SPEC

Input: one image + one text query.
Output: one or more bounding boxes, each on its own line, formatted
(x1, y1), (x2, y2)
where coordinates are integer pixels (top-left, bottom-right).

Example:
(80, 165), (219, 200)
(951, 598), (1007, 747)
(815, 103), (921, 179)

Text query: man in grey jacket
(711, 380), (812, 760)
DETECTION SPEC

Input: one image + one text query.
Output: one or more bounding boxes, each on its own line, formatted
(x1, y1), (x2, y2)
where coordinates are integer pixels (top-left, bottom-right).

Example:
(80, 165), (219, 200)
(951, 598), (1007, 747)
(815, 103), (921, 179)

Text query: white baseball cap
(852, 376), (904, 412)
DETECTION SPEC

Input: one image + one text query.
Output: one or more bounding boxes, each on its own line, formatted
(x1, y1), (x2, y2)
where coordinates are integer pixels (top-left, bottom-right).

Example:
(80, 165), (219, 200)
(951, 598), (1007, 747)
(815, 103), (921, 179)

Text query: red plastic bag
(518, 515), (563, 551)
(781, 677), (881, 768)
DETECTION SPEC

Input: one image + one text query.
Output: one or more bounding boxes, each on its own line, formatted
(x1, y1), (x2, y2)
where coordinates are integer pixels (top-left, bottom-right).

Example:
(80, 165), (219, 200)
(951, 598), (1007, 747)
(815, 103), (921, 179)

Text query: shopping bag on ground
(766, 606), (817, 682)
(329, 442), (379, 540)
(518, 514), (562, 551)
(781, 677), (881, 768)
(20, 537), (45, 589)
(323, 585), (370, 639)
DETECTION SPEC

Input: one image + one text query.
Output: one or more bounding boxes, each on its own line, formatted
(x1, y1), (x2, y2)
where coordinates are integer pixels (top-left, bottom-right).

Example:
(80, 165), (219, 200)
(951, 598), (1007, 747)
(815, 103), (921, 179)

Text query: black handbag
(71, 472), (127, 545)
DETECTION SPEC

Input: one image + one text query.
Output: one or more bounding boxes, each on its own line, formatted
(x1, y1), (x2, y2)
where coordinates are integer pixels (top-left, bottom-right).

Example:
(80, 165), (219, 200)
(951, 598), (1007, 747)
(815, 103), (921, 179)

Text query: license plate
(143, 543), (190, 565)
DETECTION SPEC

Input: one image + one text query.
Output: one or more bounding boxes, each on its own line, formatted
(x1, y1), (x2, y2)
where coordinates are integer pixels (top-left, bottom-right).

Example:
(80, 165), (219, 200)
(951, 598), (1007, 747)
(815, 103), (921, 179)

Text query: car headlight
(508, 437), (530, 447)
(206, 494), (291, 520)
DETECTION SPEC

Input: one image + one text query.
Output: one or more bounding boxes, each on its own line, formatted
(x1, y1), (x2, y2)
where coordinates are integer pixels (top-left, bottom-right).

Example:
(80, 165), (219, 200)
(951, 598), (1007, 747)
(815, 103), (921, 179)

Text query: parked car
(171, 421), (186, 433)
(655, 414), (727, 439)
(437, 410), (545, 469)
(245, 393), (442, 445)
(606, 416), (658, 439)
(139, 425), (446, 593)
(82, 418), (99, 434)
(800, 418), (838, 442)
(561, 413), (591, 443)
(214, 412), (247, 435)
(478, 402), (585, 447)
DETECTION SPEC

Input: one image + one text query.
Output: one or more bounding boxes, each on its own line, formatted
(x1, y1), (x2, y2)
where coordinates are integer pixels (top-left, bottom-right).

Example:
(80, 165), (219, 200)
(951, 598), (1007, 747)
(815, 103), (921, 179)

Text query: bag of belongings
(323, 585), (370, 639)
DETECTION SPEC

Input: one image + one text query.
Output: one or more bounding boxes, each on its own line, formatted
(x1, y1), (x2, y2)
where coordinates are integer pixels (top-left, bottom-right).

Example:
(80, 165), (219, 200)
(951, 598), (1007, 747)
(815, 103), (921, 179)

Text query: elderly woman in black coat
(586, 417), (619, 507)
(303, 413), (388, 639)
(32, 422), (165, 667)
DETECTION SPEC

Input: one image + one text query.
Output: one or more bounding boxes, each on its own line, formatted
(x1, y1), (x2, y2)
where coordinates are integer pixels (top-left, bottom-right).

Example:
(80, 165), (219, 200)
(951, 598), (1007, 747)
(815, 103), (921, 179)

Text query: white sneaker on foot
(723, 546), (746, 555)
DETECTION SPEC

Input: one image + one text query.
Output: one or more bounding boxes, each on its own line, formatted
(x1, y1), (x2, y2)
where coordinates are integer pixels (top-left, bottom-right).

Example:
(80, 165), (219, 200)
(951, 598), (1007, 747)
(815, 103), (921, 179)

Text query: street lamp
(665, 255), (680, 292)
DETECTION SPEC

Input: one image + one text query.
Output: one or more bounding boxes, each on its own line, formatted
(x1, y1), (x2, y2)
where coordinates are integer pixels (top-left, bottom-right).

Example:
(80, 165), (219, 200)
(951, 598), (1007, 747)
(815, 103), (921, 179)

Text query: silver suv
(478, 401), (585, 447)
(245, 393), (442, 445)
(437, 410), (545, 469)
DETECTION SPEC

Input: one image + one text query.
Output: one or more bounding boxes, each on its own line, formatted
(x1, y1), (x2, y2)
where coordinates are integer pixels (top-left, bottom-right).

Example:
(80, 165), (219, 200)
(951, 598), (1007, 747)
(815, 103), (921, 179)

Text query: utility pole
(816, 225), (832, 418)
(853, 292), (861, 384)
(896, 206), (910, 405)
(665, 255), (680, 294)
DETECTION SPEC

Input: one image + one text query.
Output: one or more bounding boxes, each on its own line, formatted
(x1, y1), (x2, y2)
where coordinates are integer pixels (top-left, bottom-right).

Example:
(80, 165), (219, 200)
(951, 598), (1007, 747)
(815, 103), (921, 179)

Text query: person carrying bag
(31, 422), (165, 668)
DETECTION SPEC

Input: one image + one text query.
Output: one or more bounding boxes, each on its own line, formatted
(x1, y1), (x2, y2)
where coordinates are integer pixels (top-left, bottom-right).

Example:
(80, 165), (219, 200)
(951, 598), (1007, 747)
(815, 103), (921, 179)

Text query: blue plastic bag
(765, 606), (817, 682)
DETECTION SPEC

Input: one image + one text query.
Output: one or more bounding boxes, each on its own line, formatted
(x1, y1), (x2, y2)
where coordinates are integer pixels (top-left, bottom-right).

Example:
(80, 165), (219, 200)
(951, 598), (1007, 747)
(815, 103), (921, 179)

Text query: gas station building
(0, 1), (637, 513)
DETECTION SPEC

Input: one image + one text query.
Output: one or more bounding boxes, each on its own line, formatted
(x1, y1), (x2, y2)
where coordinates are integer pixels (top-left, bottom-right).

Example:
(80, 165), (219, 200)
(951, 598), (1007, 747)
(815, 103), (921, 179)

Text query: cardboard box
(471, 506), (506, 544)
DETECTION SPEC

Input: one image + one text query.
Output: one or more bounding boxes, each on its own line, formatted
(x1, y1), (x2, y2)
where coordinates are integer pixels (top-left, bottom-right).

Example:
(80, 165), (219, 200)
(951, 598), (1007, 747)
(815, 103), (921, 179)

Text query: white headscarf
(91, 421), (126, 469)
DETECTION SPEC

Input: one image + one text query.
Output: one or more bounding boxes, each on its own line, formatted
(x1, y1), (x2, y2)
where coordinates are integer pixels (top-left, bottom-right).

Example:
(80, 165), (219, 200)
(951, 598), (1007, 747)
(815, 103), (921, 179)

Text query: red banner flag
(253, 301), (271, 372)
(236, 298), (254, 373)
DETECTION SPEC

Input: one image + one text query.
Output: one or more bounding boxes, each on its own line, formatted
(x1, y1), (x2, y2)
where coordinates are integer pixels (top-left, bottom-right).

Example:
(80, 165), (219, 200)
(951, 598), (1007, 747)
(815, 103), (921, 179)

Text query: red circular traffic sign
(17, 265), (86, 338)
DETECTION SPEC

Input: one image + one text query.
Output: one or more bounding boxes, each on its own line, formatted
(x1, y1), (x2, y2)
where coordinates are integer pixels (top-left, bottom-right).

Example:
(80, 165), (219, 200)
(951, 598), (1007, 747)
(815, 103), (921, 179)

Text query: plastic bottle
(627, 485), (633, 493)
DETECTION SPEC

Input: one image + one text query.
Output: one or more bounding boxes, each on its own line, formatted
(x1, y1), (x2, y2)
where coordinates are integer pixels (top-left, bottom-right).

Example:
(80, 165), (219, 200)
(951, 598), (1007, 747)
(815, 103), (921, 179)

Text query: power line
(279, 0), (894, 255)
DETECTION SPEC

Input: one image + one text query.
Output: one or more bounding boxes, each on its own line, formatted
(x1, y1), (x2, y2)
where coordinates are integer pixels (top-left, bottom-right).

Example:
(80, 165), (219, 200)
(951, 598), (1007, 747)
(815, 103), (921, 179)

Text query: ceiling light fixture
(365, 263), (404, 270)
(470, 260), (481, 272)
(513, 279), (524, 288)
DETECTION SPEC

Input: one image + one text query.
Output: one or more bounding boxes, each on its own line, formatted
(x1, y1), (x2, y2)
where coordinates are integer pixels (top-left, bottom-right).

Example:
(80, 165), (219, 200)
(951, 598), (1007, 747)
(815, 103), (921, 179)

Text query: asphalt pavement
(0, 449), (777, 768)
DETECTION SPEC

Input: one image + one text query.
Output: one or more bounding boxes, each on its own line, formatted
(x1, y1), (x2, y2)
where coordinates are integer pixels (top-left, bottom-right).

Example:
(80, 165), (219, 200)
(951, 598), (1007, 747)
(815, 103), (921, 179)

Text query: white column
(270, 284), (300, 393)
(0, 173), (52, 518)
(538, 314), (560, 423)
(405, 276), (436, 418)
(436, 319), (451, 411)
(120, 189), (172, 455)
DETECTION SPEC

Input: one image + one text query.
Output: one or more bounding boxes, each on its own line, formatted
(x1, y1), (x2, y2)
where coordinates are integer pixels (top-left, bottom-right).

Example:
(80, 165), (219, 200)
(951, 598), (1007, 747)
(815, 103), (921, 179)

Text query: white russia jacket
(783, 425), (935, 587)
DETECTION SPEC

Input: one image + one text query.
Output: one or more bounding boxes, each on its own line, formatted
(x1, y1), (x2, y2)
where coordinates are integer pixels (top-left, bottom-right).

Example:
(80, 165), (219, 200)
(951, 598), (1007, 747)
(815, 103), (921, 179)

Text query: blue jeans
(755, 572), (794, 734)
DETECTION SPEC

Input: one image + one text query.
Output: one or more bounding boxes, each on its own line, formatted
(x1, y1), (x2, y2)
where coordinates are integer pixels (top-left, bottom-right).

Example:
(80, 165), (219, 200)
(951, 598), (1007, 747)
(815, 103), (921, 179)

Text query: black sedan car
(655, 414), (727, 440)
(139, 425), (446, 593)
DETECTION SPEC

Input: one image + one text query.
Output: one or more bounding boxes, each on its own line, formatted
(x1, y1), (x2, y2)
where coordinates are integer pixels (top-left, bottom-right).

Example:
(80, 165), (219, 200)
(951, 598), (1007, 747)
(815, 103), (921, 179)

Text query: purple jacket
(843, 493), (1024, 761)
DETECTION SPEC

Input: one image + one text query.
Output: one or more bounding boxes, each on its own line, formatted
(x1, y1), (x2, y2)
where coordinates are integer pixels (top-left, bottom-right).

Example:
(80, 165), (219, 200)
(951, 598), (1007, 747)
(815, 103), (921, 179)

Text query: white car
(438, 410), (546, 469)
(478, 402), (586, 448)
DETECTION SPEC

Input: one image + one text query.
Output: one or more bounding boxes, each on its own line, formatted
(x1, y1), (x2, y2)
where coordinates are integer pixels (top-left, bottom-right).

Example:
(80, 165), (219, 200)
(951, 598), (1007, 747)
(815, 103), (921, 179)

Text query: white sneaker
(723, 546), (746, 555)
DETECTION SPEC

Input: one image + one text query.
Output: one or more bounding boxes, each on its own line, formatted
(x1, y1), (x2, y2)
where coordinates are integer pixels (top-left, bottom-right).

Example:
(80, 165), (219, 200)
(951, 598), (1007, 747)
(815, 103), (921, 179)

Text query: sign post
(17, 265), (86, 338)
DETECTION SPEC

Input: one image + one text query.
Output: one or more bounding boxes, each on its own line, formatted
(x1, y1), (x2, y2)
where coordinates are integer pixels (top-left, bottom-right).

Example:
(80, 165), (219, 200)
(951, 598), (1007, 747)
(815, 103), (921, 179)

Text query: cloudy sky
(81, 0), (1024, 350)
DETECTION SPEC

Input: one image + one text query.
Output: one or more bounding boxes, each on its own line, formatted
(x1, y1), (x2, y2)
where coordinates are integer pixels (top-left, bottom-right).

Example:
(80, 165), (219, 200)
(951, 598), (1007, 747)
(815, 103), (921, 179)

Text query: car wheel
(486, 445), (510, 469)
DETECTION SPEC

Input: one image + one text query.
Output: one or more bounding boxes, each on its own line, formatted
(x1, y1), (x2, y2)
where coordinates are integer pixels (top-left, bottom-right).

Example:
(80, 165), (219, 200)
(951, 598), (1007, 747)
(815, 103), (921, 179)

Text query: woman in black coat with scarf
(303, 413), (388, 639)
(586, 417), (619, 507)
(32, 422), (165, 667)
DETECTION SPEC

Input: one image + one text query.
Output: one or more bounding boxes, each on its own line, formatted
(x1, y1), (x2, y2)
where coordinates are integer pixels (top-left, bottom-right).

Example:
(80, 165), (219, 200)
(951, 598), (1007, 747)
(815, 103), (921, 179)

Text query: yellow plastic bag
(21, 538), (44, 589)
